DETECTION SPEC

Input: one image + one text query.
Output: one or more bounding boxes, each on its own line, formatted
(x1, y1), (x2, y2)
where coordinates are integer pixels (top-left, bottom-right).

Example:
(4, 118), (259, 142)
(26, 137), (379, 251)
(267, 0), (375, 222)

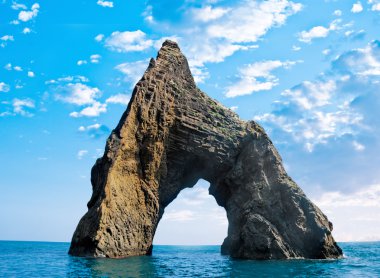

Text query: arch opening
(153, 179), (228, 246)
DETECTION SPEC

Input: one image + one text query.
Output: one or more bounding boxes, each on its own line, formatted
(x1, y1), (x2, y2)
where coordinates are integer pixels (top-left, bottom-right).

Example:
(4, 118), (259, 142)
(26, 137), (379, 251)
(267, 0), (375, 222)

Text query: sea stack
(69, 40), (342, 259)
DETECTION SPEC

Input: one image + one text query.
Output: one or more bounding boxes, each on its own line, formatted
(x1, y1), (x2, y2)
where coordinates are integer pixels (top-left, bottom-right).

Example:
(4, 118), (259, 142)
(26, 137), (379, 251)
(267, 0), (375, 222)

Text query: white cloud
(78, 123), (101, 132)
(205, 0), (302, 44)
(10, 20), (20, 25)
(190, 66), (210, 84)
(333, 9), (342, 16)
(4, 63), (12, 70)
(115, 60), (149, 86)
(372, 4), (380, 11)
(78, 123), (110, 138)
(45, 75), (89, 85)
(77, 55), (101, 65)
(97, 0), (113, 8)
(255, 41), (380, 152)
(96, 0), (302, 87)
(368, 0), (380, 11)
(351, 2), (364, 13)
(333, 40), (380, 76)
(353, 141), (365, 151)
(322, 48), (331, 55)
(70, 101), (107, 117)
(77, 150), (88, 159)
(13, 98), (35, 116)
(14, 66), (22, 71)
(256, 108), (362, 152)
(22, 27), (31, 34)
(225, 60), (298, 97)
(18, 3), (39, 22)
(27, 71), (35, 77)
(77, 60), (87, 66)
(0, 112), (12, 117)
(298, 19), (340, 43)
(37, 157), (48, 161)
(104, 30), (153, 52)
(90, 54), (101, 63)
(11, 2), (27, 10)
(230, 106), (238, 111)
(313, 184), (380, 242)
(0, 82), (10, 92)
(1, 35), (14, 41)
(292, 45), (301, 51)
(95, 34), (104, 42)
(106, 94), (131, 105)
(142, 5), (154, 23)
(316, 185), (380, 207)
(55, 83), (100, 105)
(180, 0), (301, 72)
(191, 6), (230, 22)
(282, 80), (336, 110)
(177, 187), (211, 206)
(103, 0), (302, 76)
(162, 210), (195, 222)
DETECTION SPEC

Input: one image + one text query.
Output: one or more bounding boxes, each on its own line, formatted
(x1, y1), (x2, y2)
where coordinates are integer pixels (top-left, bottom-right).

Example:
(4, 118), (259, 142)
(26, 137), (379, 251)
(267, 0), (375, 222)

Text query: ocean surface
(0, 241), (379, 277)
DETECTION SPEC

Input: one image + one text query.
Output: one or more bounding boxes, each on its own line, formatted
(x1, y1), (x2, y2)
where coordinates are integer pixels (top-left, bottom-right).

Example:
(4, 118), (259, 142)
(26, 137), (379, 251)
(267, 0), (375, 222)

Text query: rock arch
(69, 41), (342, 259)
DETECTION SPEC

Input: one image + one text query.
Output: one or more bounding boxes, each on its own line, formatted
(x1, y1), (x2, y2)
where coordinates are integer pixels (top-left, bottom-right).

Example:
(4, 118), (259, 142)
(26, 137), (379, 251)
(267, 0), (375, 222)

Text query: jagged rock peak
(69, 41), (343, 260)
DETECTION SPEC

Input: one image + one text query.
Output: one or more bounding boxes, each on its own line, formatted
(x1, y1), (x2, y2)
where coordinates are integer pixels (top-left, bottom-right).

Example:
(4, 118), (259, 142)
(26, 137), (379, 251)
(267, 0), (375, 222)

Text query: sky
(0, 0), (380, 245)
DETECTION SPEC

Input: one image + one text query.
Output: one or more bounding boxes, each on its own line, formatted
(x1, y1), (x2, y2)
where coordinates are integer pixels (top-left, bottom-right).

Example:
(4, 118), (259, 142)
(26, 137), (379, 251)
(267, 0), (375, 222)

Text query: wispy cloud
(97, 0), (113, 8)
(313, 184), (380, 242)
(13, 98), (35, 116)
(190, 6), (230, 22)
(115, 60), (149, 87)
(0, 82), (10, 92)
(78, 123), (110, 138)
(225, 60), (299, 97)
(106, 94), (130, 106)
(11, 2), (27, 10)
(90, 54), (101, 64)
(162, 210), (195, 222)
(77, 150), (88, 160)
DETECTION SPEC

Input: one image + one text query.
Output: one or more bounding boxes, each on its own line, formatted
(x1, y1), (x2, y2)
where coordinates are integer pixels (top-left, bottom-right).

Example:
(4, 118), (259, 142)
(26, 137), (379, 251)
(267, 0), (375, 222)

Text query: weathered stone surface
(69, 40), (342, 259)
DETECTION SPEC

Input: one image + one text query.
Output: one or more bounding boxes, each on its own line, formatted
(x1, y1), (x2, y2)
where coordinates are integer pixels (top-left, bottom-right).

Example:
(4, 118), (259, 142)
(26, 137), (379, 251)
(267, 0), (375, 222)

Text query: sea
(0, 241), (379, 277)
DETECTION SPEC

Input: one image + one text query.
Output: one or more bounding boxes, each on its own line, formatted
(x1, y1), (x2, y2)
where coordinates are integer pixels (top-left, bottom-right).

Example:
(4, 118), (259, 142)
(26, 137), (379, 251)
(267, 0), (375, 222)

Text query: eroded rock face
(69, 40), (342, 259)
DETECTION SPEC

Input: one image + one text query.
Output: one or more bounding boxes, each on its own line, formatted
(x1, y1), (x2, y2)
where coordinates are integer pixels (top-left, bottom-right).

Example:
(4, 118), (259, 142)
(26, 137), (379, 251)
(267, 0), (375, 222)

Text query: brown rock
(69, 40), (342, 259)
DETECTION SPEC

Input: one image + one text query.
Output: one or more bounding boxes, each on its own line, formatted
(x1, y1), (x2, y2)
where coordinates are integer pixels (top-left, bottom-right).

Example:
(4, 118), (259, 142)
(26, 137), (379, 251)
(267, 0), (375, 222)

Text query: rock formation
(69, 40), (342, 259)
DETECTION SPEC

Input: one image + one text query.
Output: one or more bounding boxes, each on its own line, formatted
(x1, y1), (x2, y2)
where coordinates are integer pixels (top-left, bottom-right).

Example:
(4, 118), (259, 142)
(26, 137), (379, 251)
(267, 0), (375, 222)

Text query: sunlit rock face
(69, 41), (342, 259)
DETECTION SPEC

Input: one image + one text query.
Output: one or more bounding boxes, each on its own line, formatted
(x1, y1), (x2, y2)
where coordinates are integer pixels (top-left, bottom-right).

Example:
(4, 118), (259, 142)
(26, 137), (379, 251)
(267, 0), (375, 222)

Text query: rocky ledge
(69, 40), (342, 259)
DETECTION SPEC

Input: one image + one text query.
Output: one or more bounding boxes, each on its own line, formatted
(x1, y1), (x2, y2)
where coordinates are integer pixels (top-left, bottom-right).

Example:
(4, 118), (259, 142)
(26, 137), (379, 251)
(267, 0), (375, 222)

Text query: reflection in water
(67, 255), (157, 277)
(1, 242), (379, 277)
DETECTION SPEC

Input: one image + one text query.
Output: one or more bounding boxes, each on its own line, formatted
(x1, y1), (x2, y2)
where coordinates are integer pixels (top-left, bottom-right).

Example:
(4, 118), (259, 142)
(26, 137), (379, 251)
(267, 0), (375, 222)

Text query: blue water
(0, 242), (379, 277)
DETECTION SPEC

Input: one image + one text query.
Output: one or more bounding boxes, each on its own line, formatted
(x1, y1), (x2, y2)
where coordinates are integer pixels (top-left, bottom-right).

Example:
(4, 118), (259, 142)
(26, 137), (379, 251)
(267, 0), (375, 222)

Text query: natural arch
(153, 179), (227, 245)
(69, 40), (342, 259)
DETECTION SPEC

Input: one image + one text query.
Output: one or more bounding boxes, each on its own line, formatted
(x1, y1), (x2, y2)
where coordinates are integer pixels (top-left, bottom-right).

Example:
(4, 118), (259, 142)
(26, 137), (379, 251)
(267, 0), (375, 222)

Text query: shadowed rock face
(69, 41), (342, 259)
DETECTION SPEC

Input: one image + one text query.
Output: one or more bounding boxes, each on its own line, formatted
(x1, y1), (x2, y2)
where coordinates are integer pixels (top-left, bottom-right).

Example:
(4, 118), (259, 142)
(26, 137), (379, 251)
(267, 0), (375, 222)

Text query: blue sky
(1, 0), (380, 244)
